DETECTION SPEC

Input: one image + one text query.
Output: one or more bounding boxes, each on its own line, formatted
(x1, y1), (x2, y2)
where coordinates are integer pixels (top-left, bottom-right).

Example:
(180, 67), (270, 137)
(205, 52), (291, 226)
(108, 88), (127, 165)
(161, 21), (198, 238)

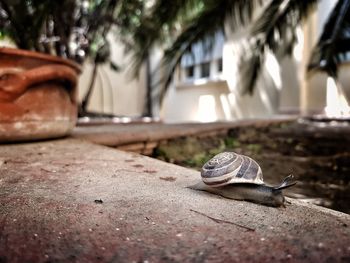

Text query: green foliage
(183, 152), (209, 168)
(0, 0), (123, 64)
(153, 135), (265, 169)
(0, 0), (51, 50)
(246, 143), (262, 154)
(153, 136), (226, 169)
(224, 137), (240, 149)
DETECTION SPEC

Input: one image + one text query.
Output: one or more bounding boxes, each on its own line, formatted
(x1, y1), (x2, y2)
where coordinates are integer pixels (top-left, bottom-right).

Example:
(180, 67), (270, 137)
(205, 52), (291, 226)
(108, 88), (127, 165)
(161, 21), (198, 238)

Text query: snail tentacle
(273, 174), (297, 191)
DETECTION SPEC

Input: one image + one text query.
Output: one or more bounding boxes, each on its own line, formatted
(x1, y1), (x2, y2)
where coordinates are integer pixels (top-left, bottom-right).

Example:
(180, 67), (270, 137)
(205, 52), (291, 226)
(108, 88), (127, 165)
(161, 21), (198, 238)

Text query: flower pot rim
(0, 47), (81, 73)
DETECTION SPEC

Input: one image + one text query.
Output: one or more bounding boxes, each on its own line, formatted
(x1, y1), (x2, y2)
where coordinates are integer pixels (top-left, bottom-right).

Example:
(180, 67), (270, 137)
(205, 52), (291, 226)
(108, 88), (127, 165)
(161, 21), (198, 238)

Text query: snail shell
(201, 152), (264, 187)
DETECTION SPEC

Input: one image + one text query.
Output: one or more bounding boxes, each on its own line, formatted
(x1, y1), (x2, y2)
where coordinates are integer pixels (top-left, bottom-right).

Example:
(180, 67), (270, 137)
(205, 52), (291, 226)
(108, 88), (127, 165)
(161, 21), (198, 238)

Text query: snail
(188, 152), (296, 207)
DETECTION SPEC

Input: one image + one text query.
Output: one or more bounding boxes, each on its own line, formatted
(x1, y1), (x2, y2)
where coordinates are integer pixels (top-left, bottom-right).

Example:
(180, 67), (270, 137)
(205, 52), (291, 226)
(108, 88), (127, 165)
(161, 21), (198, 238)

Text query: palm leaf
(240, 0), (318, 94)
(308, 0), (350, 77)
(129, 0), (206, 72)
(239, 40), (265, 95)
(130, 0), (261, 72)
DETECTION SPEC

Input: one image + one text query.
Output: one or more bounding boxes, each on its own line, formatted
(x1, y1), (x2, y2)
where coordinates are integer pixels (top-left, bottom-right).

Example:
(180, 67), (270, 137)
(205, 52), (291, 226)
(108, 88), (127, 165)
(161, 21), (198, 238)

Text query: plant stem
(81, 61), (98, 113)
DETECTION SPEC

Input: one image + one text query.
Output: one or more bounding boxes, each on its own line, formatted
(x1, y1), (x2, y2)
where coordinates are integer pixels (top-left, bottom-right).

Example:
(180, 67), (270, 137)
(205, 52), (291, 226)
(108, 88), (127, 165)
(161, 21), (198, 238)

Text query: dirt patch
(153, 120), (350, 214)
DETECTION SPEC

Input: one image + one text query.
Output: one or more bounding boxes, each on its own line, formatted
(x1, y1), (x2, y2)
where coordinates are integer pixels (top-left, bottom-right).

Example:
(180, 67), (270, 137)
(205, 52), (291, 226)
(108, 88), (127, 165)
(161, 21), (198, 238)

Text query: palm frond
(239, 40), (265, 95)
(308, 0), (350, 77)
(129, 0), (204, 72)
(240, 0), (318, 94)
(130, 0), (260, 72)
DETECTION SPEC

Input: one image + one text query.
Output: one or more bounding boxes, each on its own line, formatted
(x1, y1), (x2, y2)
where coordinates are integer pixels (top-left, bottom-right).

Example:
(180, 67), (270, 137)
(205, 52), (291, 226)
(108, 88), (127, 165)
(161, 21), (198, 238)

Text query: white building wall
(161, 81), (229, 123)
(78, 36), (146, 117)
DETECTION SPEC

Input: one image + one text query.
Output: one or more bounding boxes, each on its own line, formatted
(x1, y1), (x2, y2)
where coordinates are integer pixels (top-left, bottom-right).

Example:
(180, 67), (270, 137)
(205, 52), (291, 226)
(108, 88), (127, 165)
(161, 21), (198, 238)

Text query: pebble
(317, 242), (324, 249)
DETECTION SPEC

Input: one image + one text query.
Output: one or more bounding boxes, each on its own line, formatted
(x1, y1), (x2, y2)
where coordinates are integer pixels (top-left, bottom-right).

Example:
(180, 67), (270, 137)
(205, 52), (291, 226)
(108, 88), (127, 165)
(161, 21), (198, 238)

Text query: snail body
(189, 152), (296, 207)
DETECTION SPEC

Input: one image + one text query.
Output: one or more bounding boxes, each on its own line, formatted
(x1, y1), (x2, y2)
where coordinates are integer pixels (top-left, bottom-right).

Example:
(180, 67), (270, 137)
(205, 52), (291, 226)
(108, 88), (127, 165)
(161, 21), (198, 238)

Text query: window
(185, 65), (194, 78)
(200, 62), (210, 78)
(217, 58), (223, 73)
(180, 31), (224, 84)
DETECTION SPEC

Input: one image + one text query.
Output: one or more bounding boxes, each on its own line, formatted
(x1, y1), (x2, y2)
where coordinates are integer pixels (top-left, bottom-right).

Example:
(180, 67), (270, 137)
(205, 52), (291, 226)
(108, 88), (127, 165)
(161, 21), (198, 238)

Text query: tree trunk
(143, 53), (153, 117)
(80, 62), (98, 115)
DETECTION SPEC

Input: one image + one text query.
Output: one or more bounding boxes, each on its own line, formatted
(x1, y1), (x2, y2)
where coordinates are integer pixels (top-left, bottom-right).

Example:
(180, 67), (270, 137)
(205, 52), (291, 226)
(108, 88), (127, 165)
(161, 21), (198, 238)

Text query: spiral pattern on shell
(201, 152), (264, 187)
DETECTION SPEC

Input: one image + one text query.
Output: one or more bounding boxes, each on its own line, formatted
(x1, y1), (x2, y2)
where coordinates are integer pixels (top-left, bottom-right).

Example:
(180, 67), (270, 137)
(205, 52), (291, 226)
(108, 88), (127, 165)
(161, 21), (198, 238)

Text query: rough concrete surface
(0, 139), (349, 262)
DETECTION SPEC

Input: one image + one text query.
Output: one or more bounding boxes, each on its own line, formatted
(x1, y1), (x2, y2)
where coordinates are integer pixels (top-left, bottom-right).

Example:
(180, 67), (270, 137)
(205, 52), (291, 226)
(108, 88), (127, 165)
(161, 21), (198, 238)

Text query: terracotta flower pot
(0, 47), (81, 142)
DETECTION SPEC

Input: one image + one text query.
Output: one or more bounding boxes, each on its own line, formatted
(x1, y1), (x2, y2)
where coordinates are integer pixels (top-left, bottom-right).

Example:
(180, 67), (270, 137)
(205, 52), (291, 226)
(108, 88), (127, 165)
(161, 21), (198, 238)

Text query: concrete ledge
(71, 118), (295, 154)
(71, 119), (294, 147)
(0, 139), (349, 262)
